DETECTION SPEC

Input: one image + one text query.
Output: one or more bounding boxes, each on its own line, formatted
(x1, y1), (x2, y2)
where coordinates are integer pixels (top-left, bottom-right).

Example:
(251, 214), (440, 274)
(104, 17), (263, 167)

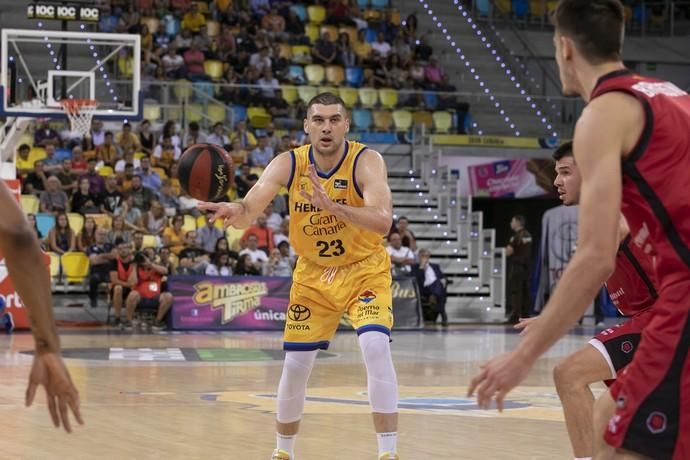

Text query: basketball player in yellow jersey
(199, 93), (399, 460)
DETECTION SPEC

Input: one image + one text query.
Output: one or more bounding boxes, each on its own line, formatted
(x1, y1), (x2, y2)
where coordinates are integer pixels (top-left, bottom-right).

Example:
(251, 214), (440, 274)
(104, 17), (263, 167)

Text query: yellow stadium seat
(152, 167), (168, 179)
(388, 9), (401, 26)
(204, 60), (224, 80)
(358, 87), (379, 108)
(317, 86), (338, 95)
(379, 88), (399, 109)
(338, 26), (357, 45)
(305, 64), (325, 85)
(278, 43), (292, 59)
(183, 215), (197, 233)
(339, 87), (359, 108)
(67, 213), (84, 235)
(98, 165), (114, 177)
(392, 110), (413, 131)
(305, 23), (320, 43)
(297, 86), (318, 103)
(291, 45), (312, 64)
(166, 106), (183, 123)
(373, 110), (393, 131)
(281, 85), (298, 104)
(49, 251), (61, 279)
(206, 19), (220, 37)
(134, 152), (147, 160)
(320, 25), (338, 41)
(143, 104), (161, 122)
(173, 79), (193, 101)
(86, 213), (112, 229)
(186, 104), (203, 123)
(247, 106), (272, 129)
(20, 194), (39, 214)
(226, 226), (244, 251)
(413, 110), (434, 130)
(530, 0), (545, 16)
(193, 1), (209, 14)
(142, 234), (158, 249)
(61, 252), (89, 287)
(307, 5), (327, 24)
(196, 215), (224, 230)
(208, 104), (226, 124)
(363, 8), (383, 21)
(433, 111), (453, 134)
(495, 0), (511, 13)
(140, 16), (160, 34)
(325, 65), (345, 86)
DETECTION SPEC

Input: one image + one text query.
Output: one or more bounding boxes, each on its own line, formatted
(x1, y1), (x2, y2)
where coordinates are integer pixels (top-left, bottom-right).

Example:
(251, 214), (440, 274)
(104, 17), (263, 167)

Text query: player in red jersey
(516, 141), (658, 459)
(468, 1), (690, 458)
(0, 180), (83, 432)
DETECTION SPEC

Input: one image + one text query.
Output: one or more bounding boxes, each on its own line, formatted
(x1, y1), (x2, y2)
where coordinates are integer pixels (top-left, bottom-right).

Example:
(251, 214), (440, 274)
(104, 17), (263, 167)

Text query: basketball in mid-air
(178, 143), (234, 201)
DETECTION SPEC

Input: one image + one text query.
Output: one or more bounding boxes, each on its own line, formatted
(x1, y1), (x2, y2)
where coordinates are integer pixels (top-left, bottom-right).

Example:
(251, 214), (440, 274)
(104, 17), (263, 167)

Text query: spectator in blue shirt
(249, 135), (274, 168)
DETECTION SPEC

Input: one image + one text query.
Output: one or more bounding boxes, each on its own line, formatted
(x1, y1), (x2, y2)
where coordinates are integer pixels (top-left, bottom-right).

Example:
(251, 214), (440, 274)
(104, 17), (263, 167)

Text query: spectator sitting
(336, 32), (356, 67)
(89, 119), (105, 148)
(115, 150), (141, 176)
(263, 204), (282, 231)
(392, 36), (412, 67)
(212, 237), (239, 260)
(273, 217), (290, 247)
(142, 200), (168, 236)
(262, 8), (286, 38)
(116, 122), (141, 154)
(389, 216), (417, 251)
(163, 214), (187, 255)
(153, 136), (181, 175)
(206, 252), (234, 276)
(371, 32), (392, 58)
(250, 0), (271, 17)
(207, 122), (230, 147)
(263, 243), (294, 276)
(239, 234), (269, 269)
(266, 90), (297, 129)
(241, 216), (274, 253)
(76, 216), (98, 253)
(249, 46), (273, 74)
(34, 119), (61, 147)
(27, 214), (42, 241)
(100, 175), (124, 216)
(412, 248), (448, 326)
(136, 157), (162, 192)
(159, 179), (181, 215)
(40, 176), (70, 214)
(198, 211), (225, 254)
(71, 177), (101, 214)
(230, 121), (258, 149)
(127, 175), (156, 211)
(15, 143), (34, 176)
(86, 227), (115, 308)
(56, 158), (78, 196)
(23, 160), (47, 195)
(175, 28), (194, 51)
(121, 164), (136, 192)
(249, 135), (274, 168)
(235, 253), (262, 276)
(183, 121), (207, 149)
(178, 230), (210, 273)
(182, 2), (206, 33)
(96, 131), (121, 166)
(116, 194), (146, 233)
(326, 0), (355, 25)
(184, 40), (210, 81)
(47, 212), (76, 254)
(387, 232), (415, 275)
(107, 216), (132, 245)
(109, 237), (137, 325)
(132, 230), (146, 253)
(158, 246), (177, 280)
(42, 144), (61, 174)
(414, 34), (433, 62)
(70, 146), (88, 175)
(135, 119), (153, 154)
(123, 252), (173, 331)
(257, 69), (280, 101)
(228, 138), (249, 165)
(80, 158), (106, 195)
(312, 32), (337, 65)
(162, 46), (186, 79)
(354, 29), (372, 64)
(424, 56), (445, 89)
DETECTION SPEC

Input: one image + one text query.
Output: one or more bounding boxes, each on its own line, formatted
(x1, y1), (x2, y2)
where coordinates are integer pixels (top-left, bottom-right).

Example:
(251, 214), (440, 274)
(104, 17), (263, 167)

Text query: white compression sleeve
(359, 331), (399, 414)
(276, 350), (318, 423)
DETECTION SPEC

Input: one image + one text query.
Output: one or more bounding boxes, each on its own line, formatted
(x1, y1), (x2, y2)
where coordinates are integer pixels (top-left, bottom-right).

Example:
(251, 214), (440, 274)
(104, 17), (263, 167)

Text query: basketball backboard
(1, 28), (141, 120)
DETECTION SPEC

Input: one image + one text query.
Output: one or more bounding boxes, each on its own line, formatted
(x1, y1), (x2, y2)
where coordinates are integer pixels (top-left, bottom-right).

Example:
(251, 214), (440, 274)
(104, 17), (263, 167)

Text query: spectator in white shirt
(239, 234), (269, 267)
(115, 150), (141, 174)
(205, 252), (234, 277)
(183, 121), (207, 149)
(249, 46), (272, 73)
(264, 204), (283, 231)
(207, 122), (230, 147)
(387, 232), (415, 274)
(371, 32), (392, 57)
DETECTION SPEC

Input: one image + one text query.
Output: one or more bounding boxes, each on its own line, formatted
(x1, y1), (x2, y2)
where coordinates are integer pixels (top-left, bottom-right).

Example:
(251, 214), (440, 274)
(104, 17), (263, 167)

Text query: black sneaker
(121, 320), (133, 331)
(111, 317), (121, 327)
(152, 321), (167, 331)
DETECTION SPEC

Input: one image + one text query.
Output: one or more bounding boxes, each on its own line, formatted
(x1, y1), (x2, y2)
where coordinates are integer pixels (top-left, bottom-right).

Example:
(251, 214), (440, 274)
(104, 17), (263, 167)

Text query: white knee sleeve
(276, 350), (318, 423)
(359, 331), (399, 414)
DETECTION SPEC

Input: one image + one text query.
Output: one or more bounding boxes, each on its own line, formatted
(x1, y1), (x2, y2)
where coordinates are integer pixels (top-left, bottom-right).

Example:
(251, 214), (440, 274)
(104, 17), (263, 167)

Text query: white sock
(377, 432), (397, 456)
(277, 433), (296, 456)
(575, 457), (592, 460)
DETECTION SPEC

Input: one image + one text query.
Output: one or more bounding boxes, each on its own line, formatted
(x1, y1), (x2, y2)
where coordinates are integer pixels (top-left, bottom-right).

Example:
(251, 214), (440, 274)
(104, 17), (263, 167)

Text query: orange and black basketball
(178, 143), (234, 201)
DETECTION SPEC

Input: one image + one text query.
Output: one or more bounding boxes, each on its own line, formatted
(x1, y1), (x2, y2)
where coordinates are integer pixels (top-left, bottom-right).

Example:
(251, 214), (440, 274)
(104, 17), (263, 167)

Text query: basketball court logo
(358, 290), (376, 304)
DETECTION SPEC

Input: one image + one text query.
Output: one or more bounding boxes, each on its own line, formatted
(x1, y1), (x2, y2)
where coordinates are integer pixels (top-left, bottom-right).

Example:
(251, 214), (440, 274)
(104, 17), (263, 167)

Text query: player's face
(554, 156), (582, 205)
(554, 32), (579, 97)
(304, 104), (350, 156)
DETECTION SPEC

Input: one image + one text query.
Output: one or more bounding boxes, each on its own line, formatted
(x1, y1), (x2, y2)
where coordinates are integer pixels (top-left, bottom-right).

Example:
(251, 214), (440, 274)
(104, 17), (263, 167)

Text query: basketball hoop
(60, 99), (98, 138)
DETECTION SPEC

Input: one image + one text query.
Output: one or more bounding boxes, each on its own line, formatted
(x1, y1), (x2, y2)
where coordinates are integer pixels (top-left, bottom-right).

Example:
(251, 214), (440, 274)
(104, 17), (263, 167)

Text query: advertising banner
(170, 276), (422, 331)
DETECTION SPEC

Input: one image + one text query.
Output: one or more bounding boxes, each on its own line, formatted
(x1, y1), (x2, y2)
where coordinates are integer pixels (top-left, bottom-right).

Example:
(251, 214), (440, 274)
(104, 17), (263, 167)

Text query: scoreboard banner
(170, 275), (423, 331)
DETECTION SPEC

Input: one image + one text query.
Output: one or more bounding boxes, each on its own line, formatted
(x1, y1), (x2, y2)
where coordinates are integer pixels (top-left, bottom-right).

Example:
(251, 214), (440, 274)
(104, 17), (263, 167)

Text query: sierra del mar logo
(192, 281), (269, 324)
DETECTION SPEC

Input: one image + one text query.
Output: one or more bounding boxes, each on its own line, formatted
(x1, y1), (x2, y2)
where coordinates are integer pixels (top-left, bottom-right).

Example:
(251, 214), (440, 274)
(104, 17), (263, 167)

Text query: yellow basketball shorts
(283, 248), (394, 351)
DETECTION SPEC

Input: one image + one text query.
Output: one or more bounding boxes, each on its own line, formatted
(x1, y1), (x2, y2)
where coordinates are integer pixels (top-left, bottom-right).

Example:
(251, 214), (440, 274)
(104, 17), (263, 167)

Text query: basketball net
(60, 99), (98, 138)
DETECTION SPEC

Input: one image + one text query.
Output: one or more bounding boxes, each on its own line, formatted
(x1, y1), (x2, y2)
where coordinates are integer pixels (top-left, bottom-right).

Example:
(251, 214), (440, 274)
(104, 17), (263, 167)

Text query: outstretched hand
(299, 165), (336, 213)
(467, 350), (534, 412)
(513, 316), (539, 336)
(197, 201), (247, 229)
(26, 352), (83, 433)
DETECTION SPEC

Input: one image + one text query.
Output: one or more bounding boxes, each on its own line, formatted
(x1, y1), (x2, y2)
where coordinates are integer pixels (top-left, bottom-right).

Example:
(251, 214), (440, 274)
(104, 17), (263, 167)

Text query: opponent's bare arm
(468, 91), (644, 409)
(198, 152), (291, 229)
(301, 150), (392, 235)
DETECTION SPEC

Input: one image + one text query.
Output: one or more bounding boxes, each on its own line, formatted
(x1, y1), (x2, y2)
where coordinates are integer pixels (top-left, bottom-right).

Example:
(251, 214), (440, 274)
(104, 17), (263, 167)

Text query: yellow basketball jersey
(288, 140), (385, 266)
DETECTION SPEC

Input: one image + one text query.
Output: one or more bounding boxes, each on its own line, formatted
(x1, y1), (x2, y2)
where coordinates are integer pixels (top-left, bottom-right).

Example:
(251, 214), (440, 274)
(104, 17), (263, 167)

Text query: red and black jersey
(606, 235), (658, 316)
(591, 69), (690, 291)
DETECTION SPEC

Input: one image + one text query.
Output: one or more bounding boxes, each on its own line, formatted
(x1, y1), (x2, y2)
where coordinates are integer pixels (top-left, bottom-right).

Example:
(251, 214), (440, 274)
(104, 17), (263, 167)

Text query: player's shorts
(137, 296), (160, 310)
(283, 247), (393, 351)
(588, 307), (654, 382)
(604, 283), (690, 459)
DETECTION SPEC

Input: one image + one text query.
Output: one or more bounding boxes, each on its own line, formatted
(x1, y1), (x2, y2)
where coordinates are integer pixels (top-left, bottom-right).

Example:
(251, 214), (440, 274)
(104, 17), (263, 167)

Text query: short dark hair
(512, 215), (526, 227)
(552, 140), (574, 161)
(189, 121), (199, 130)
(105, 131), (113, 137)
(307, 92), (347, 116)
(552, 0), (625, 63)
(18, 143), (30, 152)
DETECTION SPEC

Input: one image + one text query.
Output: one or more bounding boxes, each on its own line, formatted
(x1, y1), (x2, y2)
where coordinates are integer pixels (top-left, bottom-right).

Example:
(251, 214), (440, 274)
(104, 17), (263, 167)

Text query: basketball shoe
(271, 448), (292, 460)
(379, 453), (399, 460)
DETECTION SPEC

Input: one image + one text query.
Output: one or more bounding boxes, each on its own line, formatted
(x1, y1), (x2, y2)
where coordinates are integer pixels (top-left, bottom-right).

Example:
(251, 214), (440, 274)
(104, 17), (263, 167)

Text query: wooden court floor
(0, 326), (604, 460)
